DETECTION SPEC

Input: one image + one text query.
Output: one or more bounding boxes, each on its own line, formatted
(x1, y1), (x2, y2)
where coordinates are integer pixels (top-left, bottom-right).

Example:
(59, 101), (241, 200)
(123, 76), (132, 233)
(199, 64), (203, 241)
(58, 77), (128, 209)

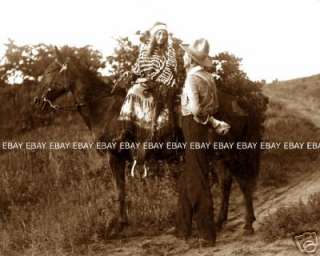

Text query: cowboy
(175, 38), (230, 246)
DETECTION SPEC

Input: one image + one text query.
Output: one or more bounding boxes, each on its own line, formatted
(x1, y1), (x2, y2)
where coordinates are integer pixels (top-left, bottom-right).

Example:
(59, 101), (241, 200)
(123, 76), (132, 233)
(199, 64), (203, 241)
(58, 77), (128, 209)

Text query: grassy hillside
(260, 74), (320, 186)
(0, 74), (319, 255)
(266, 74), (320, 101)
(264, 74), (320, 124)
(0, 122), (178, 255)
(260, 74), (320, 241)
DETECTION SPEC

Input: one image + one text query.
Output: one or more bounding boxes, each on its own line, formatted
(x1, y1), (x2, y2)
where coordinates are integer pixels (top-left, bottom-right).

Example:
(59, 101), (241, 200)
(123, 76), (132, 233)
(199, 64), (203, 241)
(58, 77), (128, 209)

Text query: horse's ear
(54, 46), (64, 63)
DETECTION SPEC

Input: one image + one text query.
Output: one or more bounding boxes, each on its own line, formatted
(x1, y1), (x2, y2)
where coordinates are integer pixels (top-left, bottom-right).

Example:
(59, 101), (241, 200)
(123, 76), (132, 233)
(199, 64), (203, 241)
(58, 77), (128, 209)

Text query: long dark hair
(146, 31), (168, 57)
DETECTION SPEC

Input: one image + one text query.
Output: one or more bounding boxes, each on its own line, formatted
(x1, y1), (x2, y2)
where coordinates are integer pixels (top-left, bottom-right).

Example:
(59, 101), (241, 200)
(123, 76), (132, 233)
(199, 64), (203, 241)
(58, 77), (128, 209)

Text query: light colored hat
(150, 22), (168, 36)
(180, 38), (212, 67)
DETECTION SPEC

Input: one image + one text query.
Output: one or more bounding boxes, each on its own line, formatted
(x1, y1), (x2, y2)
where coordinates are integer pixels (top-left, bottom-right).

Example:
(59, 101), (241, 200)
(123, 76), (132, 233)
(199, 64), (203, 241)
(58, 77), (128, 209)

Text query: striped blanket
(119, 40), (176, 131)
(132, 40), (177, 87)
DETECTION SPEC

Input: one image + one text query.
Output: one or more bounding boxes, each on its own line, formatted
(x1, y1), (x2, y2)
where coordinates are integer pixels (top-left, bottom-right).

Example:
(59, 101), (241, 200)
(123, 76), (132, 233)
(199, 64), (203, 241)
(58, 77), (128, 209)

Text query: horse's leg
(236, 149), (259, 235)
(107, 153), (128, 236)
(216, 164), (233, 231)
(235, 175), (256, 235)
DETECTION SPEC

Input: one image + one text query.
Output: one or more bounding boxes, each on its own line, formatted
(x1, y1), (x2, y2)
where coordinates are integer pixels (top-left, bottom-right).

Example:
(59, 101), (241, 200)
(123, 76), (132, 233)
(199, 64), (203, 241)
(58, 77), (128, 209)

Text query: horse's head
(34, 46), (125, 134)
(33, 47), (77, 112)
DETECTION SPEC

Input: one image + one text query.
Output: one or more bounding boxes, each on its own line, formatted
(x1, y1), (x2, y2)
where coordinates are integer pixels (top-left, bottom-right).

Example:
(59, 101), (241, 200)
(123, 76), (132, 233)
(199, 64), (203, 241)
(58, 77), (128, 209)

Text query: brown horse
(34, 49), (262, 237)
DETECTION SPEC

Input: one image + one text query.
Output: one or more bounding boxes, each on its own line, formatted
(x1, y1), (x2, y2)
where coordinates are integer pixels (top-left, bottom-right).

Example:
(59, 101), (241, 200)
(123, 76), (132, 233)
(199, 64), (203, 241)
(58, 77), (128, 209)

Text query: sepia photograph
(0, 0), (319, 255)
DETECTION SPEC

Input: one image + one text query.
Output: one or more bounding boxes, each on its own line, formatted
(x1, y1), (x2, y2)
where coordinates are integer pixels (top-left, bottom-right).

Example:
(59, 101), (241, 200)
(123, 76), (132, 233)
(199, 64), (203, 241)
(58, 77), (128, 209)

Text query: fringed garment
(119, 40), (177, 131)
(118, 82), (169, 130)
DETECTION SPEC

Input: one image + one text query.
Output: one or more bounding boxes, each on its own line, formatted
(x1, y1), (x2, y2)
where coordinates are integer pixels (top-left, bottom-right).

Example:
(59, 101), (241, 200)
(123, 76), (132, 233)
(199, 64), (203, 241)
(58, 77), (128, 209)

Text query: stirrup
(130, 160), (148, 178)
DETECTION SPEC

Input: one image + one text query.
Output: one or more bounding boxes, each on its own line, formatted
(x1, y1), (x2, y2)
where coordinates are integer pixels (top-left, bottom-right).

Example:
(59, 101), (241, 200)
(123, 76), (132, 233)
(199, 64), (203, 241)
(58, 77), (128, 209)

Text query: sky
(0, 0), (319, 82)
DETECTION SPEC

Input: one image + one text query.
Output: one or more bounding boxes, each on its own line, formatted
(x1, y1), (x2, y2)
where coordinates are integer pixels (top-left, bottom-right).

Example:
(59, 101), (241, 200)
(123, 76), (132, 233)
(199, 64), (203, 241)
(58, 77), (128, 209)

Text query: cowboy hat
(180, 38), (212, 67)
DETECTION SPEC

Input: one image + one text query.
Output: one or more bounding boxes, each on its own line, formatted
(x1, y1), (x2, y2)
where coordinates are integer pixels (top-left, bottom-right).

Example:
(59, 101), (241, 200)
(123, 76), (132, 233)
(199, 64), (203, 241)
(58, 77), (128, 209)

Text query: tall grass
(259, 78), (320, 242)
(0, 75), (320, 254)
(0, 124), (178, 255)
(261, 192), (320, 242)
(0, 83), (75, 140)
(259, 98), (320, 187)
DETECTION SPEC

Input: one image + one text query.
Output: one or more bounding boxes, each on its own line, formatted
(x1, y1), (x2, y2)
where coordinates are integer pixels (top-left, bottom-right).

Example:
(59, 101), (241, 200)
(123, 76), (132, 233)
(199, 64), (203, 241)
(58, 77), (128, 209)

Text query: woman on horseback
(118, 22), (177, 142)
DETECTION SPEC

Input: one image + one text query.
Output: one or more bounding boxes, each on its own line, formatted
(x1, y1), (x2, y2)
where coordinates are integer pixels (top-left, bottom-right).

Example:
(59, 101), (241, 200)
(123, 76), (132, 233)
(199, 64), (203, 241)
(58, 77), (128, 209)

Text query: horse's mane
(68, 55), (114, 98)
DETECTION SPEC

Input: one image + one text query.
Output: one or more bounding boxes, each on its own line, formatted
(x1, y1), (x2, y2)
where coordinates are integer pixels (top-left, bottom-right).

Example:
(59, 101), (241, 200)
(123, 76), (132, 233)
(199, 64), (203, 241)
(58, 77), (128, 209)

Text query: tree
(106, 36), (139, 83)
(58, 45), (106, 75)
(213, 52), (268, 126)
(106, 33), (268, 126)
(0, 40), (106, 85)
(106, 32), (186, 91)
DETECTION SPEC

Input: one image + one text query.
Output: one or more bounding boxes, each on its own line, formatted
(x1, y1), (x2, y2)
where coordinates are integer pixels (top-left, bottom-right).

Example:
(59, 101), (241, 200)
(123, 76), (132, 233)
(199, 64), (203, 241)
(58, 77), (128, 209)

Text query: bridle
(42, 60), (112, 112)
(42, 91), (86, 112)
(41, 60), (79, 111)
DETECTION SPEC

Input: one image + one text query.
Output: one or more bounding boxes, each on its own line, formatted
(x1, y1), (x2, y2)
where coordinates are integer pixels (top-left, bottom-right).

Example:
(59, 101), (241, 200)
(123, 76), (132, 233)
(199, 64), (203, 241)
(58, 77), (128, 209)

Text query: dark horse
(34, 49), (262, 237)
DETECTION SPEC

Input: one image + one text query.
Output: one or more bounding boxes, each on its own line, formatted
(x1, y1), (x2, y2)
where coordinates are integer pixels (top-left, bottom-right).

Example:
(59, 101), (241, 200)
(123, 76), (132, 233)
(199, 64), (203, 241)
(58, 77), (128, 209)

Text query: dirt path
(101, 93), (320, 256)
(100, 161), (320, 256)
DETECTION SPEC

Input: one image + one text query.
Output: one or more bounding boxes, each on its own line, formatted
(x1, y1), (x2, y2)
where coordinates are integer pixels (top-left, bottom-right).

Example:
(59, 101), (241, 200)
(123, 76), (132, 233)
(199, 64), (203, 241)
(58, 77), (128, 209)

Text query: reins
(43, 61), (116, 112)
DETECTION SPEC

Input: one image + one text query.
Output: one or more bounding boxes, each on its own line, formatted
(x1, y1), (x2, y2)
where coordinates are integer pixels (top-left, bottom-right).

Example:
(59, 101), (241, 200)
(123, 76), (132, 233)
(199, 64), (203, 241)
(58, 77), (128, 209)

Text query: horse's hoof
(242, 227), (254, 236)
(188, 238), (216, 248)
(105, 217), (128, 238)
(216, 220), (225, 232)
(120, 220), (129, 229)
(165, 226), (176, 235)
(105, 217), (118, 238)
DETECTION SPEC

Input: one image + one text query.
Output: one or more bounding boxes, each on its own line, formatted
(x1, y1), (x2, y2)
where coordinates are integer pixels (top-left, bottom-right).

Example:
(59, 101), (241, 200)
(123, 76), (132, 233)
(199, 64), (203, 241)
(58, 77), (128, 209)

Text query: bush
(0, 40), (105, 85)
(261, 192), (320, 242)
(0, 124), (180, 255)
(106, 34), (268, 138)
(259, 99), (320, 187)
